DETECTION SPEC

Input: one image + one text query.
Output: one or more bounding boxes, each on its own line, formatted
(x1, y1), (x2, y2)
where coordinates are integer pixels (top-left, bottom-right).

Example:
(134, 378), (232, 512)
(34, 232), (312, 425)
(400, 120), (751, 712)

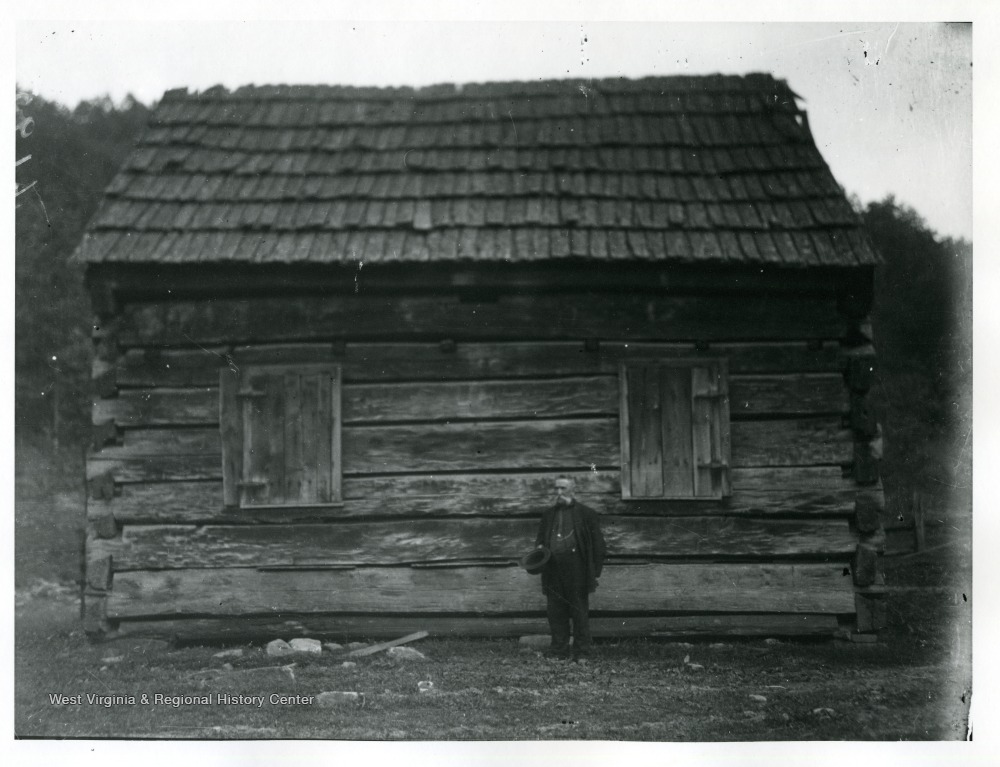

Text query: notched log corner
(91, 420), (122, 450)
(88, 470), (118, 502)
(854, 593), (888, 633)
(854, 492), (884, 534)
(851, 442), (880, 486)
(86, 555), (113, 592)
(844, 356), (878, 392)
(850, 543), (880, 587)
(83, 594), (111, 640)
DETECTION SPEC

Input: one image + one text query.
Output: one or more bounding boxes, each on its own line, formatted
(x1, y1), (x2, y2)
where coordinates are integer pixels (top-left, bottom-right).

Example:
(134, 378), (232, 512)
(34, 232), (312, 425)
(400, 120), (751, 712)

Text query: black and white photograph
(11, 3), (983, 758)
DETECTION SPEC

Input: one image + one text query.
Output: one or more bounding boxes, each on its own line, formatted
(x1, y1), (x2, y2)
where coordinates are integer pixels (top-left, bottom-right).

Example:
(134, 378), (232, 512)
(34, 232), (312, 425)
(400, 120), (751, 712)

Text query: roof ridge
(170, 73), (792, 102)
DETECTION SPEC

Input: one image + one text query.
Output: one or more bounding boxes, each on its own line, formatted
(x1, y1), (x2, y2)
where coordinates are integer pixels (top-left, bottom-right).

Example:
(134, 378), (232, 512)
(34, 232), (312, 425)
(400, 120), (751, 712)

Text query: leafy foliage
(865, 197), (972, 512)
(15, 92), (149, 456)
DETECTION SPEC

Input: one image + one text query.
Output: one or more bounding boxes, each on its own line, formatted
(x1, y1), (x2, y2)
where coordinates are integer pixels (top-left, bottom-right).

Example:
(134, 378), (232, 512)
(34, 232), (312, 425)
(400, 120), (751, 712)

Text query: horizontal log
(118, 293), (847, 346)
(95, 516), (855, 570)
(88, 455), (221, 484)
(93, 388), (218, 427)
(86, 416), (852, 482)
(730, 374), (847, 416)
(93, 262), (859, 301)
(95, 466), (859, 524)
(92, 372), (849, 428)
(731, 418), (851, 466)
(107, 613), (842, 642)
(345, 418), (620, 472)
(344, 376), (617, 422)
(111, 341), (847, 388)
(107, 562), (856, 618)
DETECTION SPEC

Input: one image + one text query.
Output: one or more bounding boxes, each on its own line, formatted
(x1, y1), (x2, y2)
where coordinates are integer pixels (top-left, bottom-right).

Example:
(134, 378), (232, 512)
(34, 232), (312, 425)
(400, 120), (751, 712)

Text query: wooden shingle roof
(75, 75), (877, 267)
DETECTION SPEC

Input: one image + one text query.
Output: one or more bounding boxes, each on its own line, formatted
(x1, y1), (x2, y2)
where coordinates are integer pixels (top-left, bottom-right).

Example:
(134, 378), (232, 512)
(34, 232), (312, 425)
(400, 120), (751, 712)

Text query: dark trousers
(543, 554), (592, 652)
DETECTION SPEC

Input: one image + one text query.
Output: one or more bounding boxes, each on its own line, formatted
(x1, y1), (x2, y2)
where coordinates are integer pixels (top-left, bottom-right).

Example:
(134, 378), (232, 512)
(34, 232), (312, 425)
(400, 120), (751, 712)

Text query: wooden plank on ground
(108, 613), (842, 642)
(118, 294), (847, 346)
(346, 631), (429, 657)
(107, 562), (855, 618)
(98, 516), (856, 570)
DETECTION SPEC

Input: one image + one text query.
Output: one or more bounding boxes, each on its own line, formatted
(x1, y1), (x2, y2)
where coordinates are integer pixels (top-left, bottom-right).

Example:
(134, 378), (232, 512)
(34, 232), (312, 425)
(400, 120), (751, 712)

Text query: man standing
(534, 476), (607, 661)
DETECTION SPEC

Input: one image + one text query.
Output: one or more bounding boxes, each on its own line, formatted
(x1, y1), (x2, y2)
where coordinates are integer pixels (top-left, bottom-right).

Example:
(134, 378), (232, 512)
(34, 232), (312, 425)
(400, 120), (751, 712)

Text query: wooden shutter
(619, 360), (730, 499)
(221, 364), (342, 509)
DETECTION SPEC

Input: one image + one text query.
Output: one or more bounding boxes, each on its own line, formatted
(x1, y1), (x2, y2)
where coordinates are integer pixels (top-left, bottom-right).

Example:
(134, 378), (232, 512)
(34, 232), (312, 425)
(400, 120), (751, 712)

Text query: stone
(346, 642), (367, 650)
(213, 648), (244, 659)
(749, 694), (767, 703)
(341, 661), (357, 668)
(316, 691), (362, 707)
(849, 632), (879, 644)
(386, 646), (427, 662)
(812, 707), (836, 717)
(289, 638), (322, 654)
(518, 635), (550, 647)
(764, 638), (781, 646)
(686, 663), (704, 671)
(221, 663), (233, 671)
(101, 655), (124, 664)
(323, 642), (345, 653)
(266, 639), (294, 657)
(417, 681), (435, 694)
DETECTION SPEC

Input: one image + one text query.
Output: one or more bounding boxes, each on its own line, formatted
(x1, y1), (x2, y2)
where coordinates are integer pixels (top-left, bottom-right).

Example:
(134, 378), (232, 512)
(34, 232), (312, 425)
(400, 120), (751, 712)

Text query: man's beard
(556, 496), (572, 506)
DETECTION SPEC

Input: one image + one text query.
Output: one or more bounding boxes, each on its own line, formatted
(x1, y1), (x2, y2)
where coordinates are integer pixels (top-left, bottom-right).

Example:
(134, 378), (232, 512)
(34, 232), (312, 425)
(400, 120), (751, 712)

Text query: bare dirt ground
(14, 493), (972, 741)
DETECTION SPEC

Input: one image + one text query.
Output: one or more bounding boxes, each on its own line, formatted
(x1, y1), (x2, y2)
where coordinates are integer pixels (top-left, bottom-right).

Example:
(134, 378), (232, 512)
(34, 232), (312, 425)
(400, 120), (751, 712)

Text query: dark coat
(534, 501), (607, 594)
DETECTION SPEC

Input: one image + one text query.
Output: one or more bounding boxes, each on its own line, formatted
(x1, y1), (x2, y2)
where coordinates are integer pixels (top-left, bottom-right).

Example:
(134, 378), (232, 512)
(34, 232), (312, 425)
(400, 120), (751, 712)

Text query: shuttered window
(220, 364), (342, 509)
(618, 360), (731, 499)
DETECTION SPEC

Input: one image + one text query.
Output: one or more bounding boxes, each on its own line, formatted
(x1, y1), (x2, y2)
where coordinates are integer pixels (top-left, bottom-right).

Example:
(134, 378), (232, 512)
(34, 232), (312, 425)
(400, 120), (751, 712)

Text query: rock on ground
(323, 642), (345, 653)
(289, 638), (322, 654)
(386, 646), (427, 662)
(266, 639), (294, 657)
(346, 642), (367, 650)
(518, 635), (550, 647)
(316, 691), (362, 707)
(213, 648), (244, 659)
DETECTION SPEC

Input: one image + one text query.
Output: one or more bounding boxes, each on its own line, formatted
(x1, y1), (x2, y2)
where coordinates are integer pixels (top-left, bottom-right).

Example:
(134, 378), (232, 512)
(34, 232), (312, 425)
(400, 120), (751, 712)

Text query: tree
(864, 196), (972, 510)
(15, 91), (149, 450)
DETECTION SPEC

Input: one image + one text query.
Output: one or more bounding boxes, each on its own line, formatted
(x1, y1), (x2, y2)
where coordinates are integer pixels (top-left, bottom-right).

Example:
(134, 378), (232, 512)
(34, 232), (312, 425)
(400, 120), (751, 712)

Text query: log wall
(84, 275), (884, 641)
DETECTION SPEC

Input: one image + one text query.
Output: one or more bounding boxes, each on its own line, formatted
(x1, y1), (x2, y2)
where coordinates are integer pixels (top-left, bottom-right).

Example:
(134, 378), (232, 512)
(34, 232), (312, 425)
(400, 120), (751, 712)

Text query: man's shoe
(572, 647), (594, 663)
(543, 646), (571, 660)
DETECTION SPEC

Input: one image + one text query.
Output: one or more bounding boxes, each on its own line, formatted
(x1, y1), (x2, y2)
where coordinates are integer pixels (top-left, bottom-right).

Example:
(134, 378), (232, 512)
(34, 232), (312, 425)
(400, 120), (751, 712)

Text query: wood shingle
(74, 75), (876, 268)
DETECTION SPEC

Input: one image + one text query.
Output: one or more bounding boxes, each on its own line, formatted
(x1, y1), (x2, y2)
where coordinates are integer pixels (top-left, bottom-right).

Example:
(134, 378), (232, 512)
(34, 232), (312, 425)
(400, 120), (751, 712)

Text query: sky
(13, 17), (973, 240)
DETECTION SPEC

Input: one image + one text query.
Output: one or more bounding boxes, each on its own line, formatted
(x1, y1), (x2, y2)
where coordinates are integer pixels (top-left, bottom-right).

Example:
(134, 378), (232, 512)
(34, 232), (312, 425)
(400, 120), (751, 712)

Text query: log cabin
(74, 75), (886, 643)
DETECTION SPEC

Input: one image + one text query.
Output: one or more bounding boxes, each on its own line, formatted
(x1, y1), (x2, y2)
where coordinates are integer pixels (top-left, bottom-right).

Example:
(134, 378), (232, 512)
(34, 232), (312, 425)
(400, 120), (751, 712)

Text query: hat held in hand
(519, 547), (551, 575)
